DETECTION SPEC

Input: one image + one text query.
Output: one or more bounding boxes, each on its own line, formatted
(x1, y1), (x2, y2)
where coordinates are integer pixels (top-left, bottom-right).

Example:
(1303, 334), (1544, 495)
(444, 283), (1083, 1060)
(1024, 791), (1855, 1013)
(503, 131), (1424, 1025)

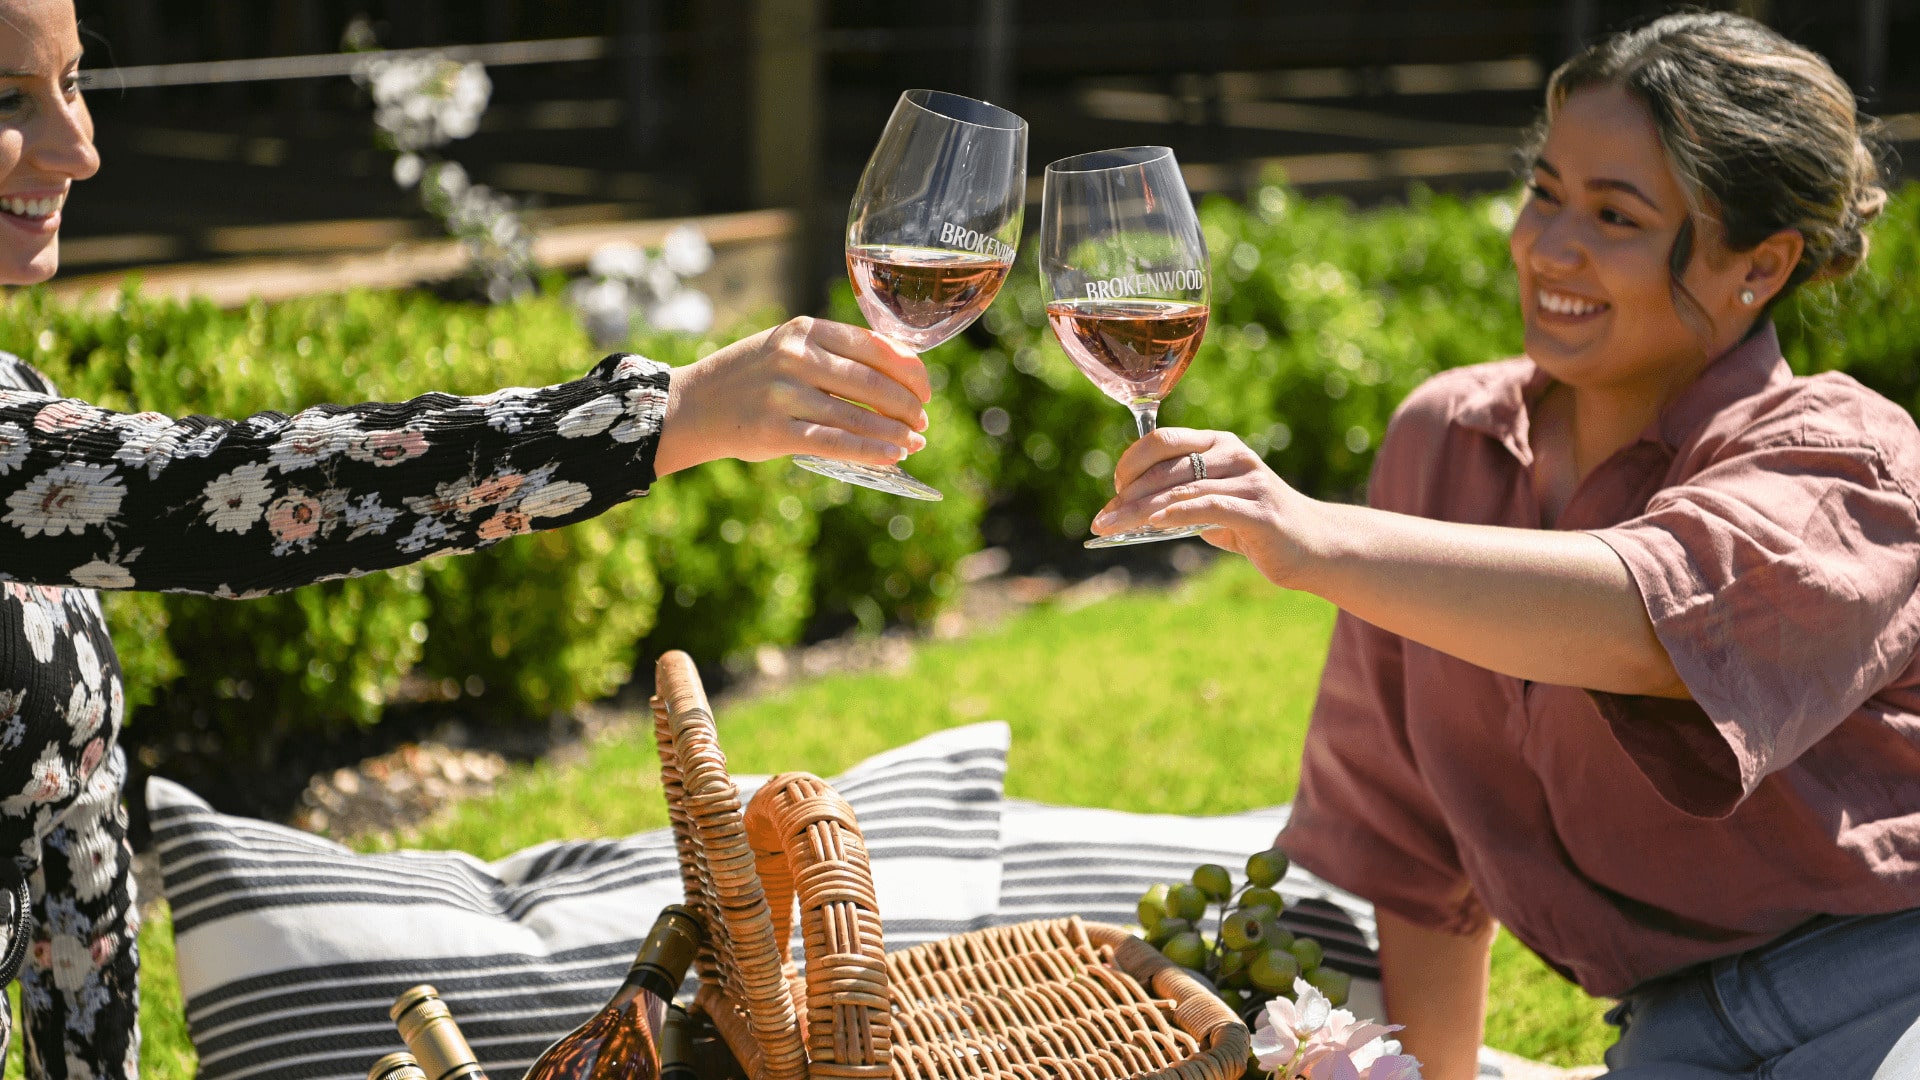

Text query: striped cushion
(149, 722), (1011, 1080)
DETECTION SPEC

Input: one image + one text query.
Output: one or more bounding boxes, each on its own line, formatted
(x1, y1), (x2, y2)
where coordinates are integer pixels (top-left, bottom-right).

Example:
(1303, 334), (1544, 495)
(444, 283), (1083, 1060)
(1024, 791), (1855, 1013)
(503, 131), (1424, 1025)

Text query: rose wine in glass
(1039, 146), (1212, 548)
(1044, 298), (1208, 404)
(845, 245), (1011, 350)
(794, 88), (1028, 502)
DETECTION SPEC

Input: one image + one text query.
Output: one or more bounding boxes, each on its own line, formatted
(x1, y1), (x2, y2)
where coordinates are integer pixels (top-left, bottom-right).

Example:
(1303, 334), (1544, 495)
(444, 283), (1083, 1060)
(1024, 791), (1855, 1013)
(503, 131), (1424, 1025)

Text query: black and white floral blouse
(0, 348), (670, 1078)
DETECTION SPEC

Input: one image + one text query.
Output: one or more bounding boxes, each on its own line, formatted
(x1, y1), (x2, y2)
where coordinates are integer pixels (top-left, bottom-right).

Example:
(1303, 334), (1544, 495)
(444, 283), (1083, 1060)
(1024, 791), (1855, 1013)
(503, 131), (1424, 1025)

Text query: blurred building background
(63, 0), (1920, 312)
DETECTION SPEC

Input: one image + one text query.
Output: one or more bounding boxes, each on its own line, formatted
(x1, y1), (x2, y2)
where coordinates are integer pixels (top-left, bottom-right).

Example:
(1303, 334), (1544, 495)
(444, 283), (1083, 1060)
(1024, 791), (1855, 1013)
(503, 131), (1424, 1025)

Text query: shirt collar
(1452, 322), (1791, 466)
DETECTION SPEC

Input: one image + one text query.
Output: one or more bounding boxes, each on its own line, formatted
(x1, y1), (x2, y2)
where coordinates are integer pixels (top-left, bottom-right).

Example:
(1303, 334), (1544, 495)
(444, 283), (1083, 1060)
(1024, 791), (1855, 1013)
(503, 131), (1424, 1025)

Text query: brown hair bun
(1532, 11), (1885, 300)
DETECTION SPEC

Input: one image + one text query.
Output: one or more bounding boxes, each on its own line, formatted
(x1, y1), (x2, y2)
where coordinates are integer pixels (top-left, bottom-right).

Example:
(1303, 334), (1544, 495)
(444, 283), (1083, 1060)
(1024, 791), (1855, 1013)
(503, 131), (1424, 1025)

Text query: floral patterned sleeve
(0, 350), (671, 595)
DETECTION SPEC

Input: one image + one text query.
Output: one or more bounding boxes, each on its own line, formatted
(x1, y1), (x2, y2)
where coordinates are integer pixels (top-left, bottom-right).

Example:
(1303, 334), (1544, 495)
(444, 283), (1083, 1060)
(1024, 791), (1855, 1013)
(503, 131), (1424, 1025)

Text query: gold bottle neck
(369, 1051), (430, 1080)
(392, 987), (487, 1080)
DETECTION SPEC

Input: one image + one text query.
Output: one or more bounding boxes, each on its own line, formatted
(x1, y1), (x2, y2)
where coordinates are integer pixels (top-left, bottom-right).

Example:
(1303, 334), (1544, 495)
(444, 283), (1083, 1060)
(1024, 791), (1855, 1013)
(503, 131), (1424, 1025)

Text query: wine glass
(794, 88), (1028, 502)
(1040, 146), (1211, 548)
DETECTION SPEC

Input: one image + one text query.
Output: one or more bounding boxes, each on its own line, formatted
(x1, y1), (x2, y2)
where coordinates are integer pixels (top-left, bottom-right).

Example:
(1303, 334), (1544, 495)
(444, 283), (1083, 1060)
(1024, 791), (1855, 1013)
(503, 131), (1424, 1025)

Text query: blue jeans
(1601, 908), (1920, 1079)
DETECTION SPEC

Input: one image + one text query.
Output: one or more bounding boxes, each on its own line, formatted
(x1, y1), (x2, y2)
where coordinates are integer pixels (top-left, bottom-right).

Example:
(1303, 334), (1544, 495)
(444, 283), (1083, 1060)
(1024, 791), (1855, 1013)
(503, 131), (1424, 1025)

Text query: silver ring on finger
(1189, 452), (1207, 482)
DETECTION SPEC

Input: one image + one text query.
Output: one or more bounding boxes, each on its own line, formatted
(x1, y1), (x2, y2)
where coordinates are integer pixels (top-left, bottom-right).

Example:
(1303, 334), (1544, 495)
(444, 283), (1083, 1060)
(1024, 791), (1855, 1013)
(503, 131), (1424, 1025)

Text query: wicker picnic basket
(648, 650), (1249, 1080)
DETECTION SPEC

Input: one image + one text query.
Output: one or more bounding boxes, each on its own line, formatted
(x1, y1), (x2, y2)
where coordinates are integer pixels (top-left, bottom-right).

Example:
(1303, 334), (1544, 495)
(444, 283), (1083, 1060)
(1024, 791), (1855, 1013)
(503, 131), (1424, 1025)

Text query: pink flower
(266, 492), (324, 544)
(476, 509), (532, 541)
(1251, 979), (1333, 1073)
(78, 738), (104, 778)
(457, 472), (524, 512)
(1322, 1010), (1400, 1069)
(1251, 980), (1418, 1080)
(32, 400), (101, 433)
(1307, 1055), (1360, 1080)
(348, 429), (430, 466)
(1360, 1057), (1421, 1080)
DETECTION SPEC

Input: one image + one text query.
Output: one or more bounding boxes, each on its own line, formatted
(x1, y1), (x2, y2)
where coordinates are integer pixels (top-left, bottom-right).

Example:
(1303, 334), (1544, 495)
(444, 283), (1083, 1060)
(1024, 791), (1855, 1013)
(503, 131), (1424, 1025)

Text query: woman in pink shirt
(1096, 12), (1920, 1080)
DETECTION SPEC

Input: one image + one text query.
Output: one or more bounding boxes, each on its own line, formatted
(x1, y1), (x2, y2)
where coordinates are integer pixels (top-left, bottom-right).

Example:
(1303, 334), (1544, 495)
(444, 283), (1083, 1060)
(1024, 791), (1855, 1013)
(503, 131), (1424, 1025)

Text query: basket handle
(652, 651), (810, 1080)
(744, 773), (893, 1080)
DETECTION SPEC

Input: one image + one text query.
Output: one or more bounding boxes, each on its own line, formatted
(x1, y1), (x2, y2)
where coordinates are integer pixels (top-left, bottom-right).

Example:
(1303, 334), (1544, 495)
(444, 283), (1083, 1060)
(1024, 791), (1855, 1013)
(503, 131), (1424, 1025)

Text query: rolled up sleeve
(1590, 436), (1920, 818)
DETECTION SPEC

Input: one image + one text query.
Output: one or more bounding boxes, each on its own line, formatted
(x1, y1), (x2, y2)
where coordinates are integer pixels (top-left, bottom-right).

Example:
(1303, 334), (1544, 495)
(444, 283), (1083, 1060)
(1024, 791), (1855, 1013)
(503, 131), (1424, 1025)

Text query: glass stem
(1130, 402), (1160, 439)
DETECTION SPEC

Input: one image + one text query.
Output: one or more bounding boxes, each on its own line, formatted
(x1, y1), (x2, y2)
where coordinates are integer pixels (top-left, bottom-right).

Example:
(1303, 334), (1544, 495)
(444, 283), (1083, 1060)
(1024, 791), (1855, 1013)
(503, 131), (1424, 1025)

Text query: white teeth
(0, 194), (62, 219)
(1538, 289), (1606, 317)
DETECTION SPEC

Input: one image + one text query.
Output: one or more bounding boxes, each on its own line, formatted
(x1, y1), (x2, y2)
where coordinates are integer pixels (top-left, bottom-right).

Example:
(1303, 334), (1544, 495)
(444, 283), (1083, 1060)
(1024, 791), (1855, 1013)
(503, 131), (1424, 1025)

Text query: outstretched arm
(0, 316), (929, 597)
(1093, 428), (1686, 697)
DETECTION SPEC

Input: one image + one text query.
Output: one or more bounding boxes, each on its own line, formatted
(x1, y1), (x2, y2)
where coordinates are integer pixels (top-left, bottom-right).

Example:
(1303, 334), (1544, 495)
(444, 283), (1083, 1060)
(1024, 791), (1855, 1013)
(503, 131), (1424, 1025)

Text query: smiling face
(1510, 83), (1788, 402)
(0, 0), (97, 284)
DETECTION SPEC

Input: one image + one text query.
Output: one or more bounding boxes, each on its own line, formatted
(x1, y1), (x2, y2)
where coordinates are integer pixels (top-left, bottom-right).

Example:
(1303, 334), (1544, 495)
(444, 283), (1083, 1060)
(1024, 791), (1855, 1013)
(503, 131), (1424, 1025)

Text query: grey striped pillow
(149, 722), (1011, 1080)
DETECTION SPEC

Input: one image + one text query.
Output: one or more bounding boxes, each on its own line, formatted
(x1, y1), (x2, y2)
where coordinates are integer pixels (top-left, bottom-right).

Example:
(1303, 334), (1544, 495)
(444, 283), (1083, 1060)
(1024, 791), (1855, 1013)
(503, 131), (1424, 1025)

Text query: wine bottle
(391, 985), (490, 1080)
(369, 1051), (431, 1080)
(525, 904), (704, 1079)
(658, 1005), (698, 1080)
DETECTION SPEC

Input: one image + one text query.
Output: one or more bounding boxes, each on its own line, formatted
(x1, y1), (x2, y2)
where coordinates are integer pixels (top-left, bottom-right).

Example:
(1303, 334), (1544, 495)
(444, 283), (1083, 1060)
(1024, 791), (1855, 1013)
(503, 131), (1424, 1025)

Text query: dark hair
(1527, 11), (1886, 317)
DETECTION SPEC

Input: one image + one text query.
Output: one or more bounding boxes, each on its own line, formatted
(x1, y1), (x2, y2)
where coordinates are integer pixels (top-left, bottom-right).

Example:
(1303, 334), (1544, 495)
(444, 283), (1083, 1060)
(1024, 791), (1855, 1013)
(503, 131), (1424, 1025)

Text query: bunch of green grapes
(1135, 848), (1353, 1016)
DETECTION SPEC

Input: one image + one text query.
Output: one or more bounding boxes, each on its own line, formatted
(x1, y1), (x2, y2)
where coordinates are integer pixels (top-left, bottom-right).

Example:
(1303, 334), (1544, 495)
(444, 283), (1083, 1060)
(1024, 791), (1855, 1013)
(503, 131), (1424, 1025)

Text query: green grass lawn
(62, 556), (1612, 1078)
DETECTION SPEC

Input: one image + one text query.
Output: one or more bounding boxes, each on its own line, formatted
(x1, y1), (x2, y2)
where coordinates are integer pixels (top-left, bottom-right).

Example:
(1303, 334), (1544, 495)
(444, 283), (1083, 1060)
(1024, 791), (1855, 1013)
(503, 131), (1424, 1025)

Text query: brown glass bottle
(369, 1051), (431, 1080)
(391, 985), (490, 1080)
(525, 905), (704, 1080)
(658, 1005), (698, 1080)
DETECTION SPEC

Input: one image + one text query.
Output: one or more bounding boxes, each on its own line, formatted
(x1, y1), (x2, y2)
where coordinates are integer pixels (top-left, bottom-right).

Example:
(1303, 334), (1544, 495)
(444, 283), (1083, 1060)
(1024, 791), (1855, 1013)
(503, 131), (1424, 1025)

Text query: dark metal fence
(67, 1), (1920, 308)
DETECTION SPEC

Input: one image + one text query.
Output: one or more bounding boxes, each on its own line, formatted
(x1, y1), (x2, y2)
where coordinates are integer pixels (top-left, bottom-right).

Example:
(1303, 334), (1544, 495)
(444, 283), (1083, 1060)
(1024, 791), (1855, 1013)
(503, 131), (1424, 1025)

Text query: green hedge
(9, 179), (1916, 750)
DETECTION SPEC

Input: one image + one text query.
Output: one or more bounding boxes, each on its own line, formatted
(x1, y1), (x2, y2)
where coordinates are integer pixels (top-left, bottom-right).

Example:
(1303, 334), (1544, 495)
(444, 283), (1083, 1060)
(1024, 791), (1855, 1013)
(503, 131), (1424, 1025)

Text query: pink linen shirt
(1279, 324), (1920, 997)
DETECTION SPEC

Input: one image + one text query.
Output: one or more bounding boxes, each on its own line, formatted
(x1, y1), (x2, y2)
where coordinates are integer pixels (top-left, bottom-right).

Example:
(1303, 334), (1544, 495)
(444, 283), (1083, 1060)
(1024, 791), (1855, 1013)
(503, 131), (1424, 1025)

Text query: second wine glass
(1040, 146), (1211, 548)
(794, 89), (1028, 502)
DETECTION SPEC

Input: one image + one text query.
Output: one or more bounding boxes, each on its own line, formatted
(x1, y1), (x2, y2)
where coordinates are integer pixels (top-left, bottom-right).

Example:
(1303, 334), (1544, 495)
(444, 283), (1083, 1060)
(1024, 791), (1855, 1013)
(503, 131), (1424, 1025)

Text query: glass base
(793, 455), (944, 501)
(1084, 523), (1209, 549)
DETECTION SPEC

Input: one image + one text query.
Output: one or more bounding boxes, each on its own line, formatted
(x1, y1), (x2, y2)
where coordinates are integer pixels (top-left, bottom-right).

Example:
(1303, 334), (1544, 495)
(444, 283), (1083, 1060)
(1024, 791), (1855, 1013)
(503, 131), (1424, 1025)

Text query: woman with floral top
(1099, 13), (1920, 1080)
(0, 0), (937, 1075)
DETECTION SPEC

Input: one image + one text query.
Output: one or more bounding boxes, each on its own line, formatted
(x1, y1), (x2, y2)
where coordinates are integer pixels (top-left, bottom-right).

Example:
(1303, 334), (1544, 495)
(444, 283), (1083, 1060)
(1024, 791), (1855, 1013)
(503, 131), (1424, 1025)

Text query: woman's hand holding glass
(654, 316), (931, 478)
(1039, 145), (1213, 547)
(1092, 427), (1323, 586)
(796, 89), (1028, 502)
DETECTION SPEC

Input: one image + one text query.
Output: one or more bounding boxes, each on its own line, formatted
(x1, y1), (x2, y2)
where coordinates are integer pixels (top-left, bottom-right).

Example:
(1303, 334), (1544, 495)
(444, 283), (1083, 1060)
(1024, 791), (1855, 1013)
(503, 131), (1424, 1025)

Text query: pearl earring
(1740, 289), (1756, 305)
